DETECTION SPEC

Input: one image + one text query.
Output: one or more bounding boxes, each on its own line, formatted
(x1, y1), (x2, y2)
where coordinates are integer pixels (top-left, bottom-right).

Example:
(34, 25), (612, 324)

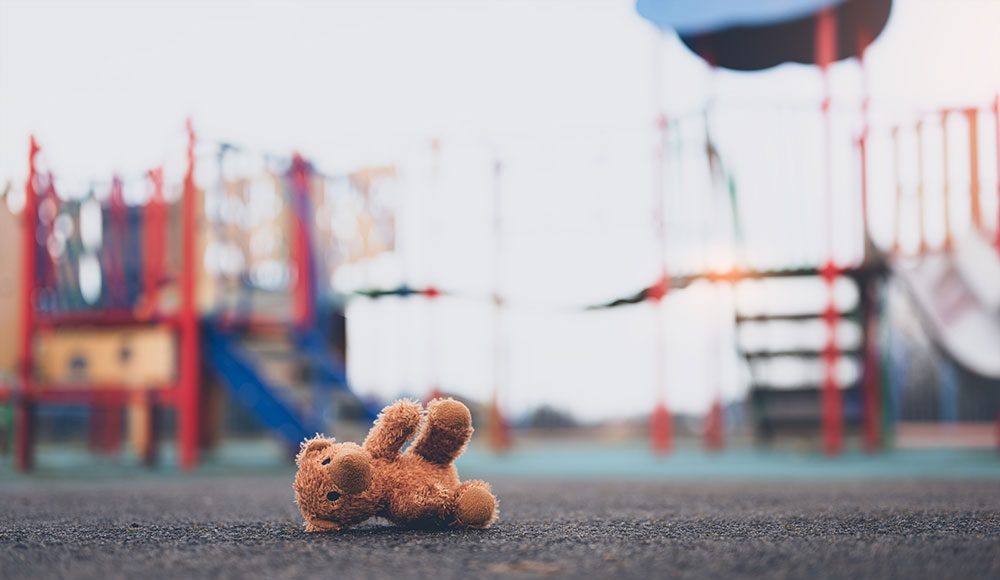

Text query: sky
(1, 0), (999, 421)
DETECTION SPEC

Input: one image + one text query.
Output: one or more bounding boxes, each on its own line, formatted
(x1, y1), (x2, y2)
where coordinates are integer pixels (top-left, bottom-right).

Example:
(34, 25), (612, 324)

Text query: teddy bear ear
(296, 436), (333, 466)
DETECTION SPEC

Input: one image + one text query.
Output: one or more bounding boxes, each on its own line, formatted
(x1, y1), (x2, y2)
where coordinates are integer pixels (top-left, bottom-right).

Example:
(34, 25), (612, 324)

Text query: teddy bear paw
(454, 485), (497, 529)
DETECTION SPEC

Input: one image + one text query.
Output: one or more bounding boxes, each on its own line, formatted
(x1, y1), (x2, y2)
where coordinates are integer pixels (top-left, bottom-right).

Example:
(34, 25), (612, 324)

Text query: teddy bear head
(293, 437), (377, 532)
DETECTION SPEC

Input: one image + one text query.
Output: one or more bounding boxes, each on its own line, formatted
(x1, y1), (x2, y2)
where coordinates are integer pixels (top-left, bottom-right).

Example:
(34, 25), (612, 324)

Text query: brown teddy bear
(293, 398), (498, 532)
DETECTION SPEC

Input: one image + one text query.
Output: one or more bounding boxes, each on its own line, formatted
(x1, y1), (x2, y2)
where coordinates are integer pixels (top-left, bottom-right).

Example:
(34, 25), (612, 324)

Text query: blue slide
(202, 322), (377, 449)
(292, 327), (380, 420)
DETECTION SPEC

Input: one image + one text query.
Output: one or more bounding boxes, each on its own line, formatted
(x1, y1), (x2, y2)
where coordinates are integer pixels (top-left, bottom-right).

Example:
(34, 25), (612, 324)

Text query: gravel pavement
(1, 477), (999, 579)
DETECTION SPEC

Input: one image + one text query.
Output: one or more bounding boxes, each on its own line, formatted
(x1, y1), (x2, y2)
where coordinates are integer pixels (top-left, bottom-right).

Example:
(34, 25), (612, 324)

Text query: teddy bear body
(293, 398), (497, 532)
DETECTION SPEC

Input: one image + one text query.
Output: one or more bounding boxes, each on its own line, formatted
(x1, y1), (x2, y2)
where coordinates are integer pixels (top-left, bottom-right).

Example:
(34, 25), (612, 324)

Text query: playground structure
(2, 128), (201, 471)
(624, 0), (1000, 454)
(3, 91), (1000, 471)
(2, 1), (1000, 472)
(582, 95), (1000, 454)
(325, 78), (1000, 456)
(3, 91), (1000, 469)
(2, 97), (999, 470)
(0, 123), (393, 472)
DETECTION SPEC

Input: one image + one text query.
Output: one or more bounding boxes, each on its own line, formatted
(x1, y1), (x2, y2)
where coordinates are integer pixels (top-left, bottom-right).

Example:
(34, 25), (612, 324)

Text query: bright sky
(2, 0), (999, 420)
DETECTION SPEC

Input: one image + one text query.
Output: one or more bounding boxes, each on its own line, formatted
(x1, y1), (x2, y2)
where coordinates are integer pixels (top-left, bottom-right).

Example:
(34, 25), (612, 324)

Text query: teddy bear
(293, 397), (498, 532)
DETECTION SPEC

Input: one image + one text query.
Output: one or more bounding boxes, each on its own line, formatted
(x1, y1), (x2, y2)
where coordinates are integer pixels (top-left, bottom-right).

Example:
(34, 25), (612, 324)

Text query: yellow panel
(0, 203), (22, 375)
(36, 327), (176, 388)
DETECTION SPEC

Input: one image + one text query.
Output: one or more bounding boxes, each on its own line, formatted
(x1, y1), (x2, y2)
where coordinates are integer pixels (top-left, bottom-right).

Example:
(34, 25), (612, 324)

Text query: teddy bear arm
(363, 399), (423, 460)
(409, 398), (473, 465)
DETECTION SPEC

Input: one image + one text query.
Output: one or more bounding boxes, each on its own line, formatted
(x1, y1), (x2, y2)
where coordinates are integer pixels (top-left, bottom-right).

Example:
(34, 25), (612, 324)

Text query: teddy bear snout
(328, 450), (373, 495)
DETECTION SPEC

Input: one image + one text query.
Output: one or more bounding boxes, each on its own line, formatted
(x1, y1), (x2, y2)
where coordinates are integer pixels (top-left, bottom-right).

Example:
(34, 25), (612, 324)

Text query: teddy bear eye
(321, 458), (331, 465)
(326, 491), (341, 502)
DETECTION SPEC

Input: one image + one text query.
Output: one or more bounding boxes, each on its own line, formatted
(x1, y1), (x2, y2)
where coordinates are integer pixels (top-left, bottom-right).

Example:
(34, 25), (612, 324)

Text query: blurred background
(1, 0), (999, 477)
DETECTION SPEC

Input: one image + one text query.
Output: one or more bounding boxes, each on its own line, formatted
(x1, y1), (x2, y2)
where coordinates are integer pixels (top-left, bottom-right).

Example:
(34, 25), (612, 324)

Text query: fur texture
(293, 398), (498, 532)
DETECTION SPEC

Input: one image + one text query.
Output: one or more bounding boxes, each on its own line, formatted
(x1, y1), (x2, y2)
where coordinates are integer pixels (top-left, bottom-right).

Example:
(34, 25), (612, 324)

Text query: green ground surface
(2, 439), (999, 482)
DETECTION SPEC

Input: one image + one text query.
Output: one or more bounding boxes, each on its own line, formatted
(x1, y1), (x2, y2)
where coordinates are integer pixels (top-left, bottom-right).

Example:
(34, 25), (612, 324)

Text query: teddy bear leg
(409, 398), (473, 465)
(453, 480), (497, 529)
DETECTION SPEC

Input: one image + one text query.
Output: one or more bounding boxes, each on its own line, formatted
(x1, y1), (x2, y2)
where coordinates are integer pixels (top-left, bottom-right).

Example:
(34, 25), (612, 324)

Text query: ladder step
(743, 349), (862, 359)
(736, 311), (859, 323)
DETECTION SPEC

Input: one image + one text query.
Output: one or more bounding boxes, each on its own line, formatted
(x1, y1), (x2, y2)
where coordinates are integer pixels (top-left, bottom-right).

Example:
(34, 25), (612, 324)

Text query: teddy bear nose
(327, 451), (373, 495)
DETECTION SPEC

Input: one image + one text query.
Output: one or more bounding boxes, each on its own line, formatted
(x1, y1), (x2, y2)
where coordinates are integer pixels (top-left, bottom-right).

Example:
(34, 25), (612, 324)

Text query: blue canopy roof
(636, 0), (892, 71)
(636, 0), (845, 36)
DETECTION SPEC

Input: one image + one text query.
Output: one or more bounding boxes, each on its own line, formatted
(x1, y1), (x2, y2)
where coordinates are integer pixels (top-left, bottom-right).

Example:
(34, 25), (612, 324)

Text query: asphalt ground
(1, 477), (999, 579)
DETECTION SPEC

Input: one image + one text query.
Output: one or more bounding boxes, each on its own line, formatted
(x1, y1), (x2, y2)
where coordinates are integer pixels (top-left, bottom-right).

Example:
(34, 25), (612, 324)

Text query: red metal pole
(967, 108), (983, 232)
(859, 122), (870, 252)
(821, 261), (843, 456)
(15, 137), (40, 472)
(178, 120), (200, 471)
(649, 29), (673, 454)
(703, 398), (724, 452)
(817, 8), (842, 456)
(649, 121), (673, 454)
(141, 167), (166, 318)
(941, 113), (953, 251)
(95, 393), (122, 455)
(289, 154), (314, 330)
(489, 159), (512, 453)
(142, 389), (159, 467)
(857, 27), (872, 263)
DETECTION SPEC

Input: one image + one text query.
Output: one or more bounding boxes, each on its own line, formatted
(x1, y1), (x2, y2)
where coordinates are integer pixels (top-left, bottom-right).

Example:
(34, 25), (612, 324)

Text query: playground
(2, 0), (1000, 577)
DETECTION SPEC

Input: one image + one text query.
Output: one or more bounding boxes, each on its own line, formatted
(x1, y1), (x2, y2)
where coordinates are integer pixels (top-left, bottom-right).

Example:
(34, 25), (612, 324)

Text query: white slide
(893, 231), (1000, 379)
